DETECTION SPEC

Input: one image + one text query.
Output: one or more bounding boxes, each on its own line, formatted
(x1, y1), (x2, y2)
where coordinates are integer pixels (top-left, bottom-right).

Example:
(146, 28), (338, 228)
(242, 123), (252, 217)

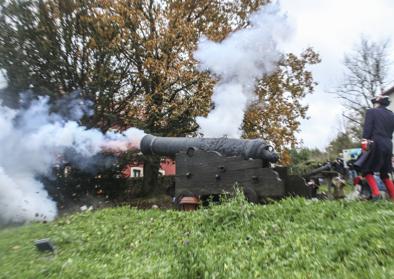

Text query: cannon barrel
(304, 163), (331, 178)
(140, 134), (278, 163)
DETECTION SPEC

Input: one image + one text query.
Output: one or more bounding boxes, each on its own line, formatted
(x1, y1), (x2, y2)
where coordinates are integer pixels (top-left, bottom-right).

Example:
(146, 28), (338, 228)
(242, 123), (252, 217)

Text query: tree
(0, 0), (320, 194)
(0, 0), (271, 194)
(336, 37), (392, 140)
(103, 0), (271, 194)
(242, 48), (321, 164)
(0, 0), (142, 129)
(288, 147), (327, 175)
(103, 0), (271, 136)
(325, 132), (358, 160)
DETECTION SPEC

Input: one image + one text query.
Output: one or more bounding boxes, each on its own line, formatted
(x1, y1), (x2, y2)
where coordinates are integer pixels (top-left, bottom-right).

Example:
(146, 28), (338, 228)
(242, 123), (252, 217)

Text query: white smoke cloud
(194, 3), (292, 138)
(0, 96), (144, 225)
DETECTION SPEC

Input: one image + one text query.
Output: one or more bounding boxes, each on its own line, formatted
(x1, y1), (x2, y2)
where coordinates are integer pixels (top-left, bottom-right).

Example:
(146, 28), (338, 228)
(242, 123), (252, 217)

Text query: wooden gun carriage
(140, 134), (312, 203)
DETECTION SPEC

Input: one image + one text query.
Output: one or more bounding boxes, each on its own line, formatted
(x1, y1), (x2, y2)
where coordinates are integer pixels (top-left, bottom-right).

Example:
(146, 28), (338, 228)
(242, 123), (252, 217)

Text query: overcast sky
(280, 0), (394, 149)
(1, 1), (394, 150)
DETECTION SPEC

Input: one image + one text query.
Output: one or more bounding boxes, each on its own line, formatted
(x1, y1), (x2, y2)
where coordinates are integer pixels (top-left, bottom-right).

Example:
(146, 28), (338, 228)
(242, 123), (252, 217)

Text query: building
(383, 85), (394, 111)
(383, 85), (394, 148)
(122, 158), (176, 178)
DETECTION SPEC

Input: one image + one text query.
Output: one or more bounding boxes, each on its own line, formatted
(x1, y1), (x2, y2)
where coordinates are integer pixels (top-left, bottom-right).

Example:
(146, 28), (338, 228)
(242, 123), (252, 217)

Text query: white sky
(280, 0), (394, 149)
(1, 1), (394, 151)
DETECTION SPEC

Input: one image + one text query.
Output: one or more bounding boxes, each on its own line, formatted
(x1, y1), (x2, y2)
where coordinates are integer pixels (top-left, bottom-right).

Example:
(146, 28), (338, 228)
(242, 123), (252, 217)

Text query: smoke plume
(0, 95), (145, 225)
(194, 3), (291, 138)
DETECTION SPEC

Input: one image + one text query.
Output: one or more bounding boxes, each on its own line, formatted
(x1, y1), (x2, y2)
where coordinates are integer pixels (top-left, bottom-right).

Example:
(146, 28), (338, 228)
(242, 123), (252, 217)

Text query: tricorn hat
(371, 95), (390, 106)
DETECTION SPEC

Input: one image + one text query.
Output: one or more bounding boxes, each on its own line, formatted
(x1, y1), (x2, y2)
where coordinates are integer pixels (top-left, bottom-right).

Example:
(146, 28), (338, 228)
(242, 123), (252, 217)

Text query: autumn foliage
(0, 0), (320, 163)
(243, 48), (320, 163)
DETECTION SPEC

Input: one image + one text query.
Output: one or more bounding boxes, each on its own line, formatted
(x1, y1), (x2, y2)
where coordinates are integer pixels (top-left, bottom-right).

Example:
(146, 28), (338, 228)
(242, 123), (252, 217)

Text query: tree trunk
(142, 155), (161, 196)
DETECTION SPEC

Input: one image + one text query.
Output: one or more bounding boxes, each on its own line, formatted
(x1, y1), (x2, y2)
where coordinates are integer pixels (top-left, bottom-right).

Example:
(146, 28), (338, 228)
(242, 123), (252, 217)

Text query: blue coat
(360, 106), (394, 173)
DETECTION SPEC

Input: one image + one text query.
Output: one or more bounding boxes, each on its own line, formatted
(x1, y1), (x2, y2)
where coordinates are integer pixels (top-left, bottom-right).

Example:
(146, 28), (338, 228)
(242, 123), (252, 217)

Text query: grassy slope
(1, 197), (394, 279)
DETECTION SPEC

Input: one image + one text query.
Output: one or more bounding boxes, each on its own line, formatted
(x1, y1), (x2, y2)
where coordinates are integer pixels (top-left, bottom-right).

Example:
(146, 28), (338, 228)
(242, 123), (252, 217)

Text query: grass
(1, 195), (394, 279)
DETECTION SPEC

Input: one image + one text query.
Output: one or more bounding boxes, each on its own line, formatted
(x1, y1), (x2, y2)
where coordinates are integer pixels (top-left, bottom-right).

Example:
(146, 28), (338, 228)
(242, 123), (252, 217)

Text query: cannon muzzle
(140, 134), (278, 163)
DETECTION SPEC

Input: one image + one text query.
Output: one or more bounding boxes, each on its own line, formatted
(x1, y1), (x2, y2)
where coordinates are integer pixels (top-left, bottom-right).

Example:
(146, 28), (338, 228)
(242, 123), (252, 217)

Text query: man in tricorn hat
(358, 95), (394, 200)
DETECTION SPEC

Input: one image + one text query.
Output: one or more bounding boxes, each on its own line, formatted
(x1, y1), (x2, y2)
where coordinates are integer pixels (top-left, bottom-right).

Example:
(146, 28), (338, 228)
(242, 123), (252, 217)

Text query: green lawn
(1, 196), (394, 279)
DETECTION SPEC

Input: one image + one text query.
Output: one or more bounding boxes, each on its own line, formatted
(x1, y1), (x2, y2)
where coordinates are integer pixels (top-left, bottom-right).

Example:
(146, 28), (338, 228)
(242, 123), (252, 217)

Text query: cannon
(140, 134), (279, 164)
(302, 159), (348, 199)
(140, 134), (311, 203)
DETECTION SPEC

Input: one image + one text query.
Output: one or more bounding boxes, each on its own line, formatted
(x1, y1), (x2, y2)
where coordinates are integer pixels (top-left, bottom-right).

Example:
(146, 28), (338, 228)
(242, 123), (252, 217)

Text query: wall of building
(390, 97), (394, 148)
(122, 158), (176, 178)
(388, 95), (394, 111)
(384, 88), (394, 148)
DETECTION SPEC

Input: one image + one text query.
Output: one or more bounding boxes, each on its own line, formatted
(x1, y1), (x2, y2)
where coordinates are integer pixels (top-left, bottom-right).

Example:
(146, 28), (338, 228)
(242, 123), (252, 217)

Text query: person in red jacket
(358, 95), (394, 200)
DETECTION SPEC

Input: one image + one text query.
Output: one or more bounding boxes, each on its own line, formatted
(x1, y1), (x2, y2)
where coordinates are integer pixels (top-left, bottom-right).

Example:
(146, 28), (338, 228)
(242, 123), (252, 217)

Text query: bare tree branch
(334, 37), (392, 140)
